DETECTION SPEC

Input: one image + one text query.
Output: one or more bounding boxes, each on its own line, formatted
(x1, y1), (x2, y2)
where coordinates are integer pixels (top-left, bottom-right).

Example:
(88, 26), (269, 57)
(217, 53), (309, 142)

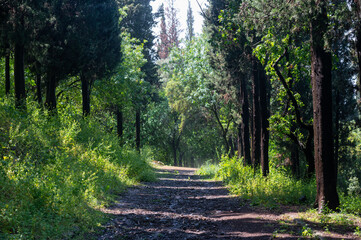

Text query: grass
(197, 154), (316, 207)
(197, 154), (361, 238)
(0, 98), (155, 239)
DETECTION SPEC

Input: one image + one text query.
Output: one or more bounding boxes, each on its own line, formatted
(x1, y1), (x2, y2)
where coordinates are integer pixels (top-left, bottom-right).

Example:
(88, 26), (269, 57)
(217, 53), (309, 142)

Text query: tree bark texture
(14, 43), (26, 108)
(334, 90), (340, 180)
(81, 74), (91, 116)
(45, 73), (57, 112)
(311, 0), (339, 211)
(251, 58), (261, 168)
(116, 107), (123, 140)
(291, 143), (300, 178)
(5, 55), (10, 95)
(259, 64), (270, 176)
(239, 74), (252, 165)
(355, 0), (361, 92)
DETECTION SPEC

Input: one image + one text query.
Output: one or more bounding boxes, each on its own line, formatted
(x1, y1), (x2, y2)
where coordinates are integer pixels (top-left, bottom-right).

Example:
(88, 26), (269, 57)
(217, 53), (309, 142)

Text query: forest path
(96, 166), (351, 239)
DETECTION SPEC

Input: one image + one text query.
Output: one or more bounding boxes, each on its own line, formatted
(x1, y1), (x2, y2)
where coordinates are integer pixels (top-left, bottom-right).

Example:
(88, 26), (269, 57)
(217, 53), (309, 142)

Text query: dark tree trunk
(81, 74), (90, 116)
(136, 109), (141, 152)
(240, 75), (252, 165)
(14, 43), (26, 108)
(251, 58), (261, 168)
(259, 64), (270, 176)
(172, 138), (178, 166)
(291, 144), (300, 178)
(305, 135), (315, 177)
(45, 73), (57, 112)
(36, 73), (42, 104)
(334, 90), (340, 180)
(237, 124), (244, 158)
(179, 151), (184, 167)
(355, 0), (361, 92)
(116, 107), (123, 140)
(5, 55), (10, 95)
(310, 0), (339, 212)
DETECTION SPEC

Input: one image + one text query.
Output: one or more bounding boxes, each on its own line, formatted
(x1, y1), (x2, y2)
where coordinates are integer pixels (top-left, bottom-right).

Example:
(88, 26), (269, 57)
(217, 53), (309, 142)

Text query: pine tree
(158, 4), (170, 59)
(186, 1), (195, 42)
(166, 0), (181, 48)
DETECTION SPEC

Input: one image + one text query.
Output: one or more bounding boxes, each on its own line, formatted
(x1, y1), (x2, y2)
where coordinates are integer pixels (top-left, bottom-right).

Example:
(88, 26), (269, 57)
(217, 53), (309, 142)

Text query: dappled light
(98, 167), (309, 239)
(1, 0), (361, 239)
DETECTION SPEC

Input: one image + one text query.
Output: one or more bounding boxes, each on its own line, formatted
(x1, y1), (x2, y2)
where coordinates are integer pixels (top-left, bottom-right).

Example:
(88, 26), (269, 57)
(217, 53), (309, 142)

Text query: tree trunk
(5, 55), (10, 95)
(228, 137), (235, 157)
(81, 74), (90, 116)
(179, 151), (184, 167)
(136, 109), (141, 152)
(116, 107), (123, 140)
(355, 0), (361, 93)
(240, 75), (252, 165)
(172, 138), (178, 166)
(310, 0), (339, 212)
(36, 73), (42, 104)
(45, 73), (57, 112)
(14, 43), (26, 108)
(291, 144), (300, 178)
(237, 124), (244, 158)
(305, 135), (315, 177)
(259, 64), (270, 176)
(334, 90), (340, 180)
(251, 58), (261, 168)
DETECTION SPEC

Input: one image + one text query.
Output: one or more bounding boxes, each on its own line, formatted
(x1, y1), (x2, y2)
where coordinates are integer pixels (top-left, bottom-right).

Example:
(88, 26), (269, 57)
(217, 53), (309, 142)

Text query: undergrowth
(0, 98), (155, 239)
(198, 154), (361, 215)
(198, 154), (315, 207)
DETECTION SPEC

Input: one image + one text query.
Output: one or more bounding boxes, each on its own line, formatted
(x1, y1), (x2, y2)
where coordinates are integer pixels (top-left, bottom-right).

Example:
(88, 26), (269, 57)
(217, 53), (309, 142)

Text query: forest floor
(96, 165), (359, 240)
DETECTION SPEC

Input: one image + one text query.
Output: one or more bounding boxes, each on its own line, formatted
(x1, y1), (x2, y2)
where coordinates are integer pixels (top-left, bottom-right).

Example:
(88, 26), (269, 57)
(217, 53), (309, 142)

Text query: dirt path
(97, 166), (356, 239)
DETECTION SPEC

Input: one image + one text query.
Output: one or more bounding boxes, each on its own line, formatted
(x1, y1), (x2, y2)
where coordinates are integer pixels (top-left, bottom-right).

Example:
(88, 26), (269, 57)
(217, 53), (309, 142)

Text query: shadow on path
(96, 166), (348, 239)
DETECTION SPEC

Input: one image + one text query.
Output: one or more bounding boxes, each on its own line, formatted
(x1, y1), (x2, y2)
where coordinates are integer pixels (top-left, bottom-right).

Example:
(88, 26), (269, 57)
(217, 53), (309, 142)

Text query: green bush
(198, 154), (316, 207)
(340, 194), (361, 215)
(0, 98), (155, 239)
(196, 161), (219, 178)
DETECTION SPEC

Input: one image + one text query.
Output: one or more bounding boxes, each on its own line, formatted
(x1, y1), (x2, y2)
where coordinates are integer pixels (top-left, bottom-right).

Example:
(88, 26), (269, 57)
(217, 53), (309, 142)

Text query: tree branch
(272, 48), (312, 132)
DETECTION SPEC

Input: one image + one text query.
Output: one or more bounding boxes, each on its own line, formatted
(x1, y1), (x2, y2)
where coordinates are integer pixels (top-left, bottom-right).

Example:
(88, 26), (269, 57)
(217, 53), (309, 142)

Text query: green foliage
(198, 154), (316, 207)
(93, 31), (147, 110)
(196, 161), (220, 178)
(340, 194), (361, 215)
(0, 98), (154, 239)
(301, 224), (314, 238)
(198, 153), (361, 215)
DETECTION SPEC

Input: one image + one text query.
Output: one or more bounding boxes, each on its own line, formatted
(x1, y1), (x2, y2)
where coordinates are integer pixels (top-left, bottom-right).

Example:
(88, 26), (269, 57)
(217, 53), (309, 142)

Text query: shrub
(199, 154), (316, 207)
(0, 98), (155, 239)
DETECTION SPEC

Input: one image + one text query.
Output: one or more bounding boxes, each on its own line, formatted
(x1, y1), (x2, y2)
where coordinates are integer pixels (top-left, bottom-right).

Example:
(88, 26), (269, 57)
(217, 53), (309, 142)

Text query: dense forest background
(1, 0), (361, 239)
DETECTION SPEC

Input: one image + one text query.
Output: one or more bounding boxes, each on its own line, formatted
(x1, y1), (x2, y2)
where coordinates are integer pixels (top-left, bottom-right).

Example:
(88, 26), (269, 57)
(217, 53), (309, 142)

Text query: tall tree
(251, 58), (261, 168)
(157, 4), (170, 59)
(186, 0), (195, 42)
(354, 0), (361, 93)
(205, 0), (254, 163)
(119, 0), (156, 149)
(76, 0), (121, 116)
(310, 0), (339, 211)
(166, 0), (181, 48)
